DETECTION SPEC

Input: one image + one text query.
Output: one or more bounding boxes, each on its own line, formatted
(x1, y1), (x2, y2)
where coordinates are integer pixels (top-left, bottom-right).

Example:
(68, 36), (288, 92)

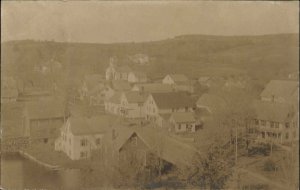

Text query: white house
(55, 115), (114, 160)
(252, 100), (298, 144)
(119, 91), (148, 119)
(104, 92), (122, 116)
(169, 112), (196, 133)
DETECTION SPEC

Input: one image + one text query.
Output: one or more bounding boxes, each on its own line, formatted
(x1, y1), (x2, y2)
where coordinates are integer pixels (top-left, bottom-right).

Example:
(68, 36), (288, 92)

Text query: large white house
(55, 115), (115, 160)
(119, 91), (148, 119)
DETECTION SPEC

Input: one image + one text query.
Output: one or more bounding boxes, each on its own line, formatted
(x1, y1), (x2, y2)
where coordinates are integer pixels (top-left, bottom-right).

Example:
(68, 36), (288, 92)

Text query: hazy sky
(1, 1), (299, 43)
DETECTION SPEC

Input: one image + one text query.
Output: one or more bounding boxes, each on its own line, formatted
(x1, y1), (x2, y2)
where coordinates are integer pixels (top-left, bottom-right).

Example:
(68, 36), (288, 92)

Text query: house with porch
(252, 100), (298, 144)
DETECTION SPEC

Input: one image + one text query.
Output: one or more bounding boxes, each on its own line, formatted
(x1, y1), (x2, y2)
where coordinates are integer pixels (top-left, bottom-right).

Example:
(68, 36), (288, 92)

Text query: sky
(1, 1), (299, 43)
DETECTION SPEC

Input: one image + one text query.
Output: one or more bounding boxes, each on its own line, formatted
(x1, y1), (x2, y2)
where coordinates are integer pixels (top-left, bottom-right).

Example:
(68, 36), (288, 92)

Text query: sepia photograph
(1, 1), (299, 189)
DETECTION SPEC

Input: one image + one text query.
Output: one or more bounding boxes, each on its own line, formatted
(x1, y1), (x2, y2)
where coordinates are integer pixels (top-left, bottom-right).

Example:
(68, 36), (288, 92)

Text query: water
(1, 154), (102, 190)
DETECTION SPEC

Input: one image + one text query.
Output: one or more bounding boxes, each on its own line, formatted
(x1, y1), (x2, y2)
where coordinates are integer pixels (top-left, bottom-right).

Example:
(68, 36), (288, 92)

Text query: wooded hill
(2, 33), (298, 85)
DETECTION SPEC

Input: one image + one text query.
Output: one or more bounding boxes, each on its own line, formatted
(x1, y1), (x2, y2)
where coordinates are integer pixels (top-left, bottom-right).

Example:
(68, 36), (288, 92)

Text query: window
(261, 120), (266, 126)
(178, 125), (181, 130)
(132, 136), (138, 146)
(254, 119), (259, 125)
(275, 122), (279, 128)
(285, 122), (290, 128)
(80, 151), (88, 158)
(81, 139), (88, 147)
(96, 138), (101, 145)
(286, 133), (289, 139)
(262, 132), (265, 138)
(270, 122), (274, 128)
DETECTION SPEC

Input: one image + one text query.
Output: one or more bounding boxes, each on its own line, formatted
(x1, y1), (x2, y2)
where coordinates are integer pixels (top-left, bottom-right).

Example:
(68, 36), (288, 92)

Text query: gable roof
(168, 74), (188, 82)
(252, 100), (296, 123)
(68, 115), (114, 135)
(25, 100), (65, 119)
(260, 80), (298, 100)
(196, 93), (227, 113)
(151, 92), (195, 109)
(123, 91), (148, 104)
(112, 80), (131, 91)
(113, 126), (199, 167)
(170, 112), (196, 123)
(107, 92), (122, 104)
(133, 83), (174, 93)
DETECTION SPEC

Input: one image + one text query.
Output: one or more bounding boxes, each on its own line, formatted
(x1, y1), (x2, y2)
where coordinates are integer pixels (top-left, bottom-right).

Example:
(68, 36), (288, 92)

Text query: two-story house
(144, 92), (195, 124)
(54, 115), (114, 160)
(104, 92), (122, 116)
(119, 91), (148, 119)
(252, 100), (298, 144)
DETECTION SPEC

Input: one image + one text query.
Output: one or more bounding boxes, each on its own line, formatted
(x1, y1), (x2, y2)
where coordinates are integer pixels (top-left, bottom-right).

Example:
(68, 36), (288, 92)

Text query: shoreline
(18, 150), (62, 170)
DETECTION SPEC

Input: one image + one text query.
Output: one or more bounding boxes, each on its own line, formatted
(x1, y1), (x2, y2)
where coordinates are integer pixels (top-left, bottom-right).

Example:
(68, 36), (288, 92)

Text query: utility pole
(235, 124), (238, 165)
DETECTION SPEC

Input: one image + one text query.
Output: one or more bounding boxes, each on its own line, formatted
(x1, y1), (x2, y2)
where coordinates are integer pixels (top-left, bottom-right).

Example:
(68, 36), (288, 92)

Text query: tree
(187, 141), (235, 189)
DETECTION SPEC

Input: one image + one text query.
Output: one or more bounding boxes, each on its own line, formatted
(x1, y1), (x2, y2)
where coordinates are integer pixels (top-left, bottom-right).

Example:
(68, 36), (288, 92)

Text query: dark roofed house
(144, 92), (195, 122)
(24, 99), (67, 144)
(260, 80), (298, 103)
(105, 125), (199, 170)
(55, 115), (116, 160)
(252, 100), (298, 144)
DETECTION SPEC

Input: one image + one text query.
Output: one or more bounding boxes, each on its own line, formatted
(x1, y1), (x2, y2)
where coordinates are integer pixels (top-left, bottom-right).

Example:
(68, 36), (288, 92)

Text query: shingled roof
(107, 92), (122, 104)
(111, 126), (199, 168)
(252, 100), (296, 123)
(112, 80), (131, 91)
(123, 91), (148, 104)
(67, 115), (115, 135)
(170, 112), (196, 123)
(260, 80), (298, 101)
(133, 83), (174, 93)
(151, 92), (195, 109)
